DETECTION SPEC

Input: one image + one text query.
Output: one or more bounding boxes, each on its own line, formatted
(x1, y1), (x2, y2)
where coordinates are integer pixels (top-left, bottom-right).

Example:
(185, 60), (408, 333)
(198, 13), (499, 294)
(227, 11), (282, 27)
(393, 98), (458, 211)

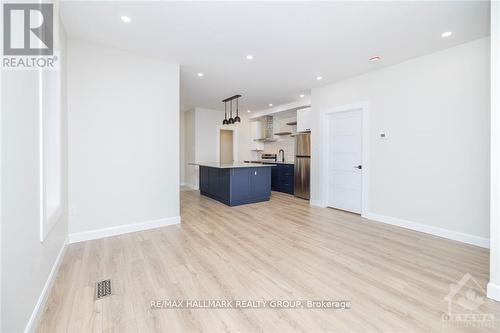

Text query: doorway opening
(220, 129), (234, 164)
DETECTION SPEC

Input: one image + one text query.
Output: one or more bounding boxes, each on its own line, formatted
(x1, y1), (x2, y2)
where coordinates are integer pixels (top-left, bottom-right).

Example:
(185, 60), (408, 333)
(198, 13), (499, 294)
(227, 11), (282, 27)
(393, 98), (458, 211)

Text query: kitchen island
(244, 160), (295, 195)
(192, 162), (274, 206)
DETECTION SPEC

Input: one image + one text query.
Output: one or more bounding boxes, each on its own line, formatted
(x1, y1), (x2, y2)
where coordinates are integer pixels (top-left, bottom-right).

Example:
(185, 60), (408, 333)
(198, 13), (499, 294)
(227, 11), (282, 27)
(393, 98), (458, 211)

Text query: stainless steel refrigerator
(294, 133), (311, 200)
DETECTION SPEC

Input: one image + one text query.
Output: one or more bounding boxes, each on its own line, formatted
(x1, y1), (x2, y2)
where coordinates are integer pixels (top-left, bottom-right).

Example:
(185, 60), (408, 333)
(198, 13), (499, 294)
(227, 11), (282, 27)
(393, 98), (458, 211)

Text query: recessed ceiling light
(268, 104), (273, 107)
(197, 72), (204, 77)
(247, 110), (251, 113)
(441, 31), (452, 38)
(369, 56), (382, 62)
(121, 16), (131, 23)
(246, 55), (254, 60)
(316, 76), (323, 80)
(300, 94), (305, 98)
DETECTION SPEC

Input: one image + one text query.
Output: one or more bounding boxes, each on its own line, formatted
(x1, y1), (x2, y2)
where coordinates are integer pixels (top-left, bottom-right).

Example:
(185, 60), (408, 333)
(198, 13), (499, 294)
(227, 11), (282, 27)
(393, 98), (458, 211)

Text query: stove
(261, 153), (277, 162)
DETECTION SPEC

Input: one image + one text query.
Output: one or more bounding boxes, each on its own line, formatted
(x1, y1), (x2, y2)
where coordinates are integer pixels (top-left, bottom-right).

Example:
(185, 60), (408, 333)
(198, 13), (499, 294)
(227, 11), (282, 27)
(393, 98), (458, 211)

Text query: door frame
(215, 126), (238, 164)
(320, 102), (370, 215)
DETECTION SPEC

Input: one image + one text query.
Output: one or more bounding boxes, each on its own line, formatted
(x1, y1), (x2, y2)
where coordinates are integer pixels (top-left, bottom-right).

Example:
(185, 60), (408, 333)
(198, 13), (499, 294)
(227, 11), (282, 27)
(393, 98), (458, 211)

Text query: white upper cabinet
(296, 108), (312, 132)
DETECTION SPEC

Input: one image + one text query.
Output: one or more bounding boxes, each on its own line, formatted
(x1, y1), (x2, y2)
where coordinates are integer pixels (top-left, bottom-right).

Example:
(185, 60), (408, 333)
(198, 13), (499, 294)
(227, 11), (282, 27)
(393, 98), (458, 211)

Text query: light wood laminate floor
(38, 190), (500, 332)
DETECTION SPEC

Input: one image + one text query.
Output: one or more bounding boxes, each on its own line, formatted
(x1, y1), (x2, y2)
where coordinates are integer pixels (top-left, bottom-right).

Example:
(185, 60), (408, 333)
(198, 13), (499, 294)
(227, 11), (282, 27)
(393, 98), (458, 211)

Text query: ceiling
(60, 1), (490, 112)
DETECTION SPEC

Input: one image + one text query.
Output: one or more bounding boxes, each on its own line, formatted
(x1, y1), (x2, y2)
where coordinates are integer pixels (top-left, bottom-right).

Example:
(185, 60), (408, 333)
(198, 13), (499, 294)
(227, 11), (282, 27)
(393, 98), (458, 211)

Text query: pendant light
(228, 99), (235, 124)
(234, 96), (241, 123)
(221, 95), (242, 125)
(222, 101), (228, 125)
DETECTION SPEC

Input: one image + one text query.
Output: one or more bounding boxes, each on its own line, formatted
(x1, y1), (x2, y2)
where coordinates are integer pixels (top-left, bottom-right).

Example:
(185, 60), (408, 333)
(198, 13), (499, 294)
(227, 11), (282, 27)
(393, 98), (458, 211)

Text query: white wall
(67, 39), (180, 239)
(195, 108), (226, 163)
(488, 3), (500, 301)
(235, 113), (252, 163)
(1, 12), (68, 333)
(183, 109), (197, 188)
(311, 38), (490, 246)
(181, 107), (252, 188)
(180, 110), (185, 188)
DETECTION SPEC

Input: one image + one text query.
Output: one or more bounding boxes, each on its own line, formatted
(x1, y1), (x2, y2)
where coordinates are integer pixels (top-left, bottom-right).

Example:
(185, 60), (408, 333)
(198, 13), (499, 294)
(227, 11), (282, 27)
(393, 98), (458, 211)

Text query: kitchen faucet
(278, 149), (285, 162)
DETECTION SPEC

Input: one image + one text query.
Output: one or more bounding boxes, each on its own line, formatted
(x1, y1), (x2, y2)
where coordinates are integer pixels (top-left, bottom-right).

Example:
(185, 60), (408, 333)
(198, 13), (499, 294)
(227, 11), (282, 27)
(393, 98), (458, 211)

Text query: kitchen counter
(244, 160), (294, 165)
(195, 163), (273, 206)
(189, 162), (275, 168)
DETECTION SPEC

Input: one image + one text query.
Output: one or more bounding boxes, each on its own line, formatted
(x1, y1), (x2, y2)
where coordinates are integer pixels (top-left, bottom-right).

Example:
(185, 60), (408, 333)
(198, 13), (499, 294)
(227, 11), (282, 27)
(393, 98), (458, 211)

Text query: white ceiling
(60, 1), (490, 112)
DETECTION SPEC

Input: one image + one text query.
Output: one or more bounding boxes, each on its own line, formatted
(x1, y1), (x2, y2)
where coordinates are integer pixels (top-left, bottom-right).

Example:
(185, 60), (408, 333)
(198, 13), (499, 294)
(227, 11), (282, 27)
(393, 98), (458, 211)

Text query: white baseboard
(68, 216), (181, 244)
(309, 199), (326, 208)
(182, 183), (199, 190)
(24, 237), (68, 333)
(487, 282), (500, 302)
(362, 212), (490, 249)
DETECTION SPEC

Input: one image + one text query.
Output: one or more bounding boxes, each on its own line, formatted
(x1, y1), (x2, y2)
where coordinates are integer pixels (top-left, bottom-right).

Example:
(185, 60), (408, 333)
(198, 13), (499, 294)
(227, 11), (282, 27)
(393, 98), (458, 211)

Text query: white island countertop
(189, 162), (276, 169)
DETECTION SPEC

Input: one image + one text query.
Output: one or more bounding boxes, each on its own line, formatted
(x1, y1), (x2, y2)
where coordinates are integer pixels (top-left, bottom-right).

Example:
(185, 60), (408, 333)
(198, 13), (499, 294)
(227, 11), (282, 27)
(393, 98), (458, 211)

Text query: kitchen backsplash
(249, 111), (297, 162)
(264, 138), (295, 162)
(264, 112), (296, 162)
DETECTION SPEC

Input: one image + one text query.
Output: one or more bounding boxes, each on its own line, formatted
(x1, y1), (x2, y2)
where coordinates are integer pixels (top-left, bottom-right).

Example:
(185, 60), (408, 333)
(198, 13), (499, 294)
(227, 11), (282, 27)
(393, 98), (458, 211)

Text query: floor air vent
(95, 279), (112, 299)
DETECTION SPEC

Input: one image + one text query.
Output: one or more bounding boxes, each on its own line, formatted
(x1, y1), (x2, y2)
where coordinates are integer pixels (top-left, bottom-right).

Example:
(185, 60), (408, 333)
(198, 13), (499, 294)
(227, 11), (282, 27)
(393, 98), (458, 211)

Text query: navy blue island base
(198, 163), (273, 206)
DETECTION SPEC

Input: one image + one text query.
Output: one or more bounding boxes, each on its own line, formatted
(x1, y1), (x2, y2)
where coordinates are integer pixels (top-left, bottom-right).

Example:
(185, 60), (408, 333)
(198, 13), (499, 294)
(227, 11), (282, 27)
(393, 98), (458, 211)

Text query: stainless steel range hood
(253, 116), (277, 142)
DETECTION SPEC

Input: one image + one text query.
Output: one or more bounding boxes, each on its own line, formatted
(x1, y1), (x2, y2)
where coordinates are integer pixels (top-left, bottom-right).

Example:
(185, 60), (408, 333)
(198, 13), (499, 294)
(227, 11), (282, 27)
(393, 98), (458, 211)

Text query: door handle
(354, 165), (362, 170)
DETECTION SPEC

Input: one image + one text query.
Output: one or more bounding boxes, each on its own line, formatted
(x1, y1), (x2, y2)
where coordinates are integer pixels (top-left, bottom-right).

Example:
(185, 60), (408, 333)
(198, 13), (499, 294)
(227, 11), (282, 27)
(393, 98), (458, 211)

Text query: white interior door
(327, 110), (362, 213)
